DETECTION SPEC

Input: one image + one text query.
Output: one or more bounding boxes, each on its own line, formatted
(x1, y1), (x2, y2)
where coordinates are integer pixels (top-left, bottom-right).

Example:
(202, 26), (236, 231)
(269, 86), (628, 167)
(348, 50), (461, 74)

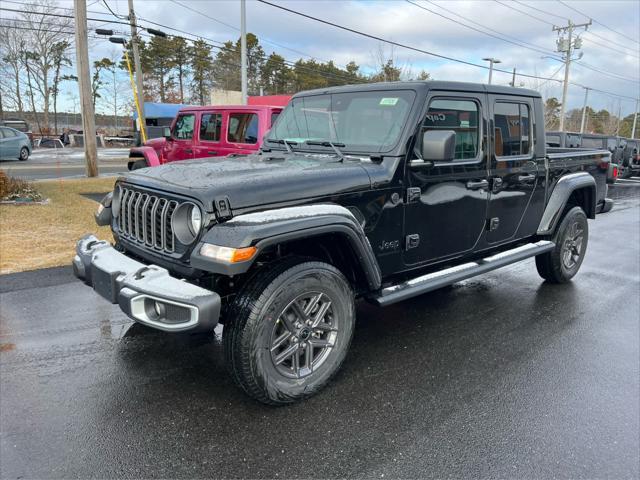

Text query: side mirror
(419, 129), (456, 163)
(163, 127), (171, 139)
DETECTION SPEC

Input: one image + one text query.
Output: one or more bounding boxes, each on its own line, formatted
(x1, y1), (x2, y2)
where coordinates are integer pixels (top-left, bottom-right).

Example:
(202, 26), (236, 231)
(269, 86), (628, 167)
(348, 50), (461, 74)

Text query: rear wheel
(19, 147), (29, 161)
(536, 206), (588, 283)
(223, 258), (355, 405)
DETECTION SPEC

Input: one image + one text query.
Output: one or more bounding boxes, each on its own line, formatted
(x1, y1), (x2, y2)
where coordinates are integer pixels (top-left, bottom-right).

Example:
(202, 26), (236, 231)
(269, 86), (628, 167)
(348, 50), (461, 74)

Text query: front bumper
(72, 235), (220, 332)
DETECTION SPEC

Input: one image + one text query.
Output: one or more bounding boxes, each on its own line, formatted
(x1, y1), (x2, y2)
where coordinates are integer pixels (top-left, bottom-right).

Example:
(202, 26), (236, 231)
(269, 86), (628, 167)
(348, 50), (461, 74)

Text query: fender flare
(190, 204), (382, 291)
(128, 146), (161, 169)
(537, 172), (596, 235)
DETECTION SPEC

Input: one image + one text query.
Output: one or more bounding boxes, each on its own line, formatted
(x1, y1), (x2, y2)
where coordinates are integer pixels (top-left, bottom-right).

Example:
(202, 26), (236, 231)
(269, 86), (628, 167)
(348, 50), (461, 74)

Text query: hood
(123, 152), (373, 212)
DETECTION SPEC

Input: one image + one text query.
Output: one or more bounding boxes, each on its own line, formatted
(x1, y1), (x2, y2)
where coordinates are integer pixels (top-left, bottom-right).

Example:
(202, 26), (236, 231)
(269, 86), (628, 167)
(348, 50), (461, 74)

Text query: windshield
(268, 90), (416, 153)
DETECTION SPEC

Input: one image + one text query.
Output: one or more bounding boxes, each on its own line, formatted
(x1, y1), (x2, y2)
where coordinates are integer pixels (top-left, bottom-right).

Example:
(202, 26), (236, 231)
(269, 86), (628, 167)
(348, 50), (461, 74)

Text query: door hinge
(406, 187), (421, 203)
(214, 195), (232, 220)
(406, 234), (420, 250)
(486, 217), (500, 231)
(491, 177), (503, 194)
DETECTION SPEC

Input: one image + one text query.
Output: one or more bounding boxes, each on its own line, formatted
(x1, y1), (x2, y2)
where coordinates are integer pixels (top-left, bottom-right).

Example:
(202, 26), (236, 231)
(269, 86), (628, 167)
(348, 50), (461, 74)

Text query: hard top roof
(292, 80), (541, 99)
(178, 105), (283, 112)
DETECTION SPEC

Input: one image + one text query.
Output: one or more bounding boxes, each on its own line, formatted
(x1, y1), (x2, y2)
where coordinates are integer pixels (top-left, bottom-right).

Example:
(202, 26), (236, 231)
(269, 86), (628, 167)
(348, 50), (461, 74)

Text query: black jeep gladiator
(74, 81), (612, 405)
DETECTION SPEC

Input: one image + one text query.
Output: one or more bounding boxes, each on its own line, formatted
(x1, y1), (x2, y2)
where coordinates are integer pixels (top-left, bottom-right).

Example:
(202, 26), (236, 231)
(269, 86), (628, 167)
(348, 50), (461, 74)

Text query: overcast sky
(37, 0), (640, 115)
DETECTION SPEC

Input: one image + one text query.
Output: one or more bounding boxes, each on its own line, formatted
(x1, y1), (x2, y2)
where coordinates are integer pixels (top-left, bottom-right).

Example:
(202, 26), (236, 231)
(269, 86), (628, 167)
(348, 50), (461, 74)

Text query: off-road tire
(536, 206), (589, 283)
(19, 147), (29, 161)
(223, 257), (355, 405)
(130, 160), (147, 170)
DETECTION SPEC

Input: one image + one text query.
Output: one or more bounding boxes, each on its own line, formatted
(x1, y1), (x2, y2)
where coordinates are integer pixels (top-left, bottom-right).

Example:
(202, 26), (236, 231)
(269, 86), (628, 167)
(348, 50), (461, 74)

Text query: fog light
(199, 243), (257, 263)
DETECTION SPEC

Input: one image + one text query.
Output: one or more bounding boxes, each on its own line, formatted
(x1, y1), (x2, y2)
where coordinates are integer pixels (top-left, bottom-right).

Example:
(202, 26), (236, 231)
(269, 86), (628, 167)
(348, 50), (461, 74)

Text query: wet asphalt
(1, 182), (639, 479)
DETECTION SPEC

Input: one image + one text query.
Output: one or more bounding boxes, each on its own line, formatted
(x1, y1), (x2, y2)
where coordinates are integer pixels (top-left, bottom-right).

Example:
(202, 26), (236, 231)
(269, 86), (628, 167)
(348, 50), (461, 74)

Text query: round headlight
(112, 185), (122, 217)
(172, 202), (202, 245)
(190, 205), (202, 235)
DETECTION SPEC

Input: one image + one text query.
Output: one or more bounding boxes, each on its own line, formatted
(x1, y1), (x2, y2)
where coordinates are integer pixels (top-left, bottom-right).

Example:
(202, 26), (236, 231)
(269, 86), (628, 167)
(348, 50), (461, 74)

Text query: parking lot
(0, 148), (129, 180)
(1, 183), (638, 479)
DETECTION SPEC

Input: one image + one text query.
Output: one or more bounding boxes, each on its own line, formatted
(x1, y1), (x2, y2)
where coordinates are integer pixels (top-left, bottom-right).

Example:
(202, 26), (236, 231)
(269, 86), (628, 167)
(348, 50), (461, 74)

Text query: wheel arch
(190, 204), (382, 292)
(538, 172), (596, 235)
(128, 146), (159, 170)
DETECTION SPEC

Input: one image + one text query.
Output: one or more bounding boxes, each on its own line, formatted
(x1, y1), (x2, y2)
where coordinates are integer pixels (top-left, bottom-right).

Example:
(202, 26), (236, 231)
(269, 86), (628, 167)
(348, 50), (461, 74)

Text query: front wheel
(223, 258), (355, 405)
(19, 147), (29, 161)
(536, 206), (589, 283)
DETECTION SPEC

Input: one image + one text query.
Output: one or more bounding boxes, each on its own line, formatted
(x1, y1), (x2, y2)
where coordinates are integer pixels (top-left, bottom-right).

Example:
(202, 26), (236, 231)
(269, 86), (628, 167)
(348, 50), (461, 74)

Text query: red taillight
(613, 166), (618, 178)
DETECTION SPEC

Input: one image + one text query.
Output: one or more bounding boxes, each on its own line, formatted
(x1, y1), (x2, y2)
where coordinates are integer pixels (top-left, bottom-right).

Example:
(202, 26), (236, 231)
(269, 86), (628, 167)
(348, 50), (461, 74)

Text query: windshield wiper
(266, 138), (297, 153)
(305, 140), (346, 161)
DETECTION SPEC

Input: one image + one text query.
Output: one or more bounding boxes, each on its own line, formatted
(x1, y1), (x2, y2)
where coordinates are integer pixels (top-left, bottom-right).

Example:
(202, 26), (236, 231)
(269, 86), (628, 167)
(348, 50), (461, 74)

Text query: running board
(370, 241), (555, 307)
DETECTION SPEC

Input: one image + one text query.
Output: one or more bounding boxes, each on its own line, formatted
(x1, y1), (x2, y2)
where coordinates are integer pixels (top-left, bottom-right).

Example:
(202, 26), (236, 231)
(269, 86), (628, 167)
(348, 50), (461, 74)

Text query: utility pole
(74, 0), (98, 177)
(482, 57), (501, 85)
(240, 0), (248, 105)
(580, 87), (590, 133)
(554, 19), (591, 132)
(510, 68), (516, 87)
(631, 100), (638, 139)
(128, 0), (146, 132)
(615, 100), (622, 136)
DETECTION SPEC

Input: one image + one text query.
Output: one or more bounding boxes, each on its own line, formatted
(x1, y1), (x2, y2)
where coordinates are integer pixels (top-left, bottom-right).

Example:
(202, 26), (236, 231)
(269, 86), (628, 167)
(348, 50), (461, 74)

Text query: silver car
(0, 126), (31, 161)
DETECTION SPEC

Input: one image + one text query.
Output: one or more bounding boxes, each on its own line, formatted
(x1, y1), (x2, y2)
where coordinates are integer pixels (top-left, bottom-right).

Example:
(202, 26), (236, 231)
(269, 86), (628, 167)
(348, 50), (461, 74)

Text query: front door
(486, 96), (538, 244)
(403, 92), (489, 266)
(194, 111), (223, 158)
(164, 113), (196, 162)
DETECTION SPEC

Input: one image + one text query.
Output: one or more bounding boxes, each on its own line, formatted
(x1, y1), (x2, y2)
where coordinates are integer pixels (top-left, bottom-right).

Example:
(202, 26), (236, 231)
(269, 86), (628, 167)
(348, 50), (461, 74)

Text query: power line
(583, 31), (640, 55)
(256, 0), (565, 82)
(407, 0), (561, 59)
(101, 0), (127, 20)
(512, 0), (570, 22)
(167, 0), (354, 71)
(493, 0), (554, 25)
(556, 0), (640, 45)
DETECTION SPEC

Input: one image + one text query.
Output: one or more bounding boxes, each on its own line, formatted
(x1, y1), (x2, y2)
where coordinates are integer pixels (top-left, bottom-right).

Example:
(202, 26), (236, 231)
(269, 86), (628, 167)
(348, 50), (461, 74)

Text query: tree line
(545, 97), (637, 137)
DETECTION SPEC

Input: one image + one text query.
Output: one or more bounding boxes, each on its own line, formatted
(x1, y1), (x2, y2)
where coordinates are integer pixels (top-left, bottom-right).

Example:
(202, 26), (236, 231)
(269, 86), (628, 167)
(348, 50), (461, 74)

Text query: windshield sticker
(379, 97), (399, 106)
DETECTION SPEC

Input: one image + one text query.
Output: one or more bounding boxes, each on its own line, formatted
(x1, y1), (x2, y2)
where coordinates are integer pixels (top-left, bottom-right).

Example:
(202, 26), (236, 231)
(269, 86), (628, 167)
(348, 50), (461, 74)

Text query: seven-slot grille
(117, 187), (179, 253)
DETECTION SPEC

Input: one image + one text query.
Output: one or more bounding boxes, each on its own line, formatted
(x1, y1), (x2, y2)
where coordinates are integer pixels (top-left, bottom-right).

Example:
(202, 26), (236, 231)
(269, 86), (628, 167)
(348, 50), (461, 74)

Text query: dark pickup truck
(74, 81), (612, 405)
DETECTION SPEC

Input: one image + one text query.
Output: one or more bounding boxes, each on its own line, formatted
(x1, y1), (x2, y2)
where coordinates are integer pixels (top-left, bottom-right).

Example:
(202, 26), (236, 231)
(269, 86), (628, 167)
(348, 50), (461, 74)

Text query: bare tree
(0, 20), (26, 113)
(19, 0), (73, 132)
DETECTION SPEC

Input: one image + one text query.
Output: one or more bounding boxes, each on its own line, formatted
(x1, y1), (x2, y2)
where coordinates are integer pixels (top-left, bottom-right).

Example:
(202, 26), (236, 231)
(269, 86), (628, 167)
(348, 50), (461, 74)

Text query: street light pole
(128, 0), (146, 131)
(482, 57), (501, 85)
(580, 87), (590, 134)
(631, 100), (638, 139)
(240, 0), (248, 105)
(73, 0), (98, 177)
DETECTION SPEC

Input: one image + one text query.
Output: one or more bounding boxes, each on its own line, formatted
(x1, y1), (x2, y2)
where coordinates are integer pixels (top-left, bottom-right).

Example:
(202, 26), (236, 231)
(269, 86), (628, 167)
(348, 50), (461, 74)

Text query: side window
(0, 128), (6, 139)
(494, 102), (531, 157)
(172, 114), (195, 140)
(422, 98), (480, 160)
(227, 113), (258, 144)
(270, 111), (280, 126)
(200, 113), (222, 142)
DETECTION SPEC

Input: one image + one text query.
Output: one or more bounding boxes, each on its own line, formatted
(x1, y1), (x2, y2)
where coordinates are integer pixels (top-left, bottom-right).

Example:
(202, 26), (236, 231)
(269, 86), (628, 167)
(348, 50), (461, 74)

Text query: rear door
(486, 95), (539, 244)
(164, 112), (196, 161)
(403, 92), (489, 265)
(194, 111), (223, 158)
(223, 111), (261, 155)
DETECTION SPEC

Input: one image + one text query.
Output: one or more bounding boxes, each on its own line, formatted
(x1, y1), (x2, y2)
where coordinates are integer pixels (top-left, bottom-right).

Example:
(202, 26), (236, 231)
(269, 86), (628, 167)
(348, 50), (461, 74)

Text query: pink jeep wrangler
(128, 105), (284, 170)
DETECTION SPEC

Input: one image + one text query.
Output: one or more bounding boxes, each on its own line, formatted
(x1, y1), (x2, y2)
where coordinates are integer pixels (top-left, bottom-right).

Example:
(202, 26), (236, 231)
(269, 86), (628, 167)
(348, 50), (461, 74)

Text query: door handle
(517, 173), (536, 182)
(207, 151), (218, 155)
(185, 148), (193, 154)
(466, 179), (489, 190)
